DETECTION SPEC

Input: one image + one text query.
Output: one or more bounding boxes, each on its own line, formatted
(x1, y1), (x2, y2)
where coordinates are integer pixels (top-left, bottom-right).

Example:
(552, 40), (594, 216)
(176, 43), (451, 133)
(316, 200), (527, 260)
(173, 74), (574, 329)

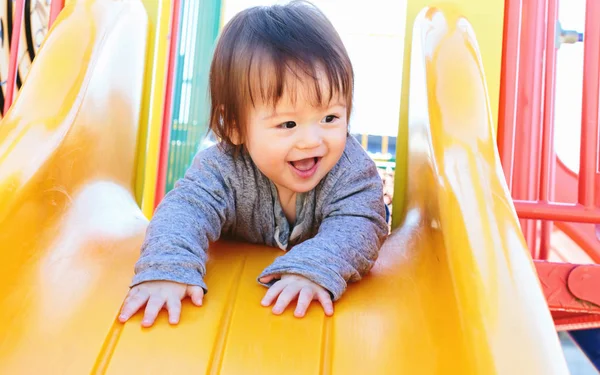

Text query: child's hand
(118, 280), (204, 327)
(259, 274), (333, 318)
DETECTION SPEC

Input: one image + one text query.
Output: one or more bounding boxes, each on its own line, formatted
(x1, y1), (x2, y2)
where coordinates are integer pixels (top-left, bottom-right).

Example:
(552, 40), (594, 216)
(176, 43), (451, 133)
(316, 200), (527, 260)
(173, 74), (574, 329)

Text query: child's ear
(230, 128), (242, 145)
(220, 104), (242, 145)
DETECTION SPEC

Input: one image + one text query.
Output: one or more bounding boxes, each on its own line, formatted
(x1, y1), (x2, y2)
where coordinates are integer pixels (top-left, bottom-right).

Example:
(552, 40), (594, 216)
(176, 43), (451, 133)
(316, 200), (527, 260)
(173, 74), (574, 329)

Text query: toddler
(119, 0), (389, 327)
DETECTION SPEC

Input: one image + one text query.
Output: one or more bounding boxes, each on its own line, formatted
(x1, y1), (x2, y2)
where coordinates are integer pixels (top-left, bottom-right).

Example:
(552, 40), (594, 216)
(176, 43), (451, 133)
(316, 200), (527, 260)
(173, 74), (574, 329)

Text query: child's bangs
(246, 49), (352, 111)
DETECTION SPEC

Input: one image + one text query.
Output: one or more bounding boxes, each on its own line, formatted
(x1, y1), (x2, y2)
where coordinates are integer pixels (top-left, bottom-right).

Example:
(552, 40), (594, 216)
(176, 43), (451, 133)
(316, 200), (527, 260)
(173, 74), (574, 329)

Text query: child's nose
(297, 125), (322, 149)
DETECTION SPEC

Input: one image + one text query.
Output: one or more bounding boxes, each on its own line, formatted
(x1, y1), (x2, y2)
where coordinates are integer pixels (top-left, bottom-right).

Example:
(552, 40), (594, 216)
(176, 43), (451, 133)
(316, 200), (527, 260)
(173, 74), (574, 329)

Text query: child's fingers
(119, 291), (149, 322)
(261, 280), (286, 306)
(294, 287), (314, 318)
(316, 289), (334, 316)
(187, 286), (204, 306)
(259, 274), (280, 284)
(272, 284), (301, 315)
(166, 297), (182, 325)
(142, 295), (166, 327)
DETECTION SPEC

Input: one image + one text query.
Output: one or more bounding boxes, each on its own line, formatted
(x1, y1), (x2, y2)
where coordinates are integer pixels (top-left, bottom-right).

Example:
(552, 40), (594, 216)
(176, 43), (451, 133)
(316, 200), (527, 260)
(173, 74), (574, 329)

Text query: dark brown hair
(208, 0), (354, 148)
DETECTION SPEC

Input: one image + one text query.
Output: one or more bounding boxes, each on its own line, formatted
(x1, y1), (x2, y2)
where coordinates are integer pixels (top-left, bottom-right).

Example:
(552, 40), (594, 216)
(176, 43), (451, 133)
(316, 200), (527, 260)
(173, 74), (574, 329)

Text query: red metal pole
(513, 0), (547, 256)
(154, 0), (181, 210)
(538, 0), (559, 260)
(497, 0), (522, 191)
(578, 0), (600, 208)
(514, 201), (600, 223)
(3, 0), (25, 114)
(48, 0), (65, 29)
(554, 158), (600, 263)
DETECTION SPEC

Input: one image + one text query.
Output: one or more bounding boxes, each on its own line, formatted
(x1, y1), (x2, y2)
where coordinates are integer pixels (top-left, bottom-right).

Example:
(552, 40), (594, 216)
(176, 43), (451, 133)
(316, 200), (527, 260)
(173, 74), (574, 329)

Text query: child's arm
(258, 155), (389, 303)
(120, 148), (235, 325)
(132, 148), (234, 290)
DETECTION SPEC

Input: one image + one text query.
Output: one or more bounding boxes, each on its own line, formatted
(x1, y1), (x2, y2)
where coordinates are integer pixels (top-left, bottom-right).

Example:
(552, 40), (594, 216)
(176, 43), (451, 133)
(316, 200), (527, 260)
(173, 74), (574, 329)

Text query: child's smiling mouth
(289, 157), (322, 178)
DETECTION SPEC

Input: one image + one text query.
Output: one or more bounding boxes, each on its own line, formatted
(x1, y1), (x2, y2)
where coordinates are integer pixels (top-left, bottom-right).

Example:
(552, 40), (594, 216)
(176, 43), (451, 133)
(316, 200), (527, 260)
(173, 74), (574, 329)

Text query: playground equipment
(0, 0), (598, 372)
(497, 0), (600, 331)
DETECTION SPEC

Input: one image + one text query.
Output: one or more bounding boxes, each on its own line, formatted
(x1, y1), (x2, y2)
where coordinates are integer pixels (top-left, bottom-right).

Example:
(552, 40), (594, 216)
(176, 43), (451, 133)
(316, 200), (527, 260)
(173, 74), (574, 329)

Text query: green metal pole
(166, 0), (221, 193)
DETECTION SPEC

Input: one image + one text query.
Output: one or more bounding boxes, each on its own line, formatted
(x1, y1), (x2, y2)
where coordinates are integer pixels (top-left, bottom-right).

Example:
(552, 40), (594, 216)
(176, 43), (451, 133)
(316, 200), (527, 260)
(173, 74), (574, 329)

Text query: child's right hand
(118, 280), (204, 327)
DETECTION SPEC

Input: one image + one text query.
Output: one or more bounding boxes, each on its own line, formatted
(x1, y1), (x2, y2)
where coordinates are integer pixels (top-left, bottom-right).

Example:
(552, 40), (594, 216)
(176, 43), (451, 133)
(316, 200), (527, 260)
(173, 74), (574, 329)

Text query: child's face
(243, 79), (348, 196)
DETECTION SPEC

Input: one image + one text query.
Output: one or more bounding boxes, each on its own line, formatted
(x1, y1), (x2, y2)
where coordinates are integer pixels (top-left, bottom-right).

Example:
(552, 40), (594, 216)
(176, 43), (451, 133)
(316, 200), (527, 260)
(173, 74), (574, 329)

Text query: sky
(555, 0), (586, 173)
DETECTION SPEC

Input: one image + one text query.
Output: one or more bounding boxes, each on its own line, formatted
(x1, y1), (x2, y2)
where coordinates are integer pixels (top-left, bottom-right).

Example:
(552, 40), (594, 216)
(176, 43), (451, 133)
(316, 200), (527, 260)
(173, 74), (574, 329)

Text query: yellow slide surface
(0, 2), (570, 374)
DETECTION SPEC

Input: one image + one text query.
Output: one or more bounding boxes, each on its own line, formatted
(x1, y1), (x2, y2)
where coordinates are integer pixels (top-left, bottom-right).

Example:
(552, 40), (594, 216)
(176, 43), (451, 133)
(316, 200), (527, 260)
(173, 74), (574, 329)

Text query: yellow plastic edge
(135, 0), (173, 218)
(392, 0), (505, 229)
(403, 6), (569, 373)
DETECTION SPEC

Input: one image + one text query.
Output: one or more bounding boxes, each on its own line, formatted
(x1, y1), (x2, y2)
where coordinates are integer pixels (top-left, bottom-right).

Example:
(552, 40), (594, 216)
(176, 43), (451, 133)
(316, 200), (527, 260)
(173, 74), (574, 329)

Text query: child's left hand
(259, 274), (333, 318)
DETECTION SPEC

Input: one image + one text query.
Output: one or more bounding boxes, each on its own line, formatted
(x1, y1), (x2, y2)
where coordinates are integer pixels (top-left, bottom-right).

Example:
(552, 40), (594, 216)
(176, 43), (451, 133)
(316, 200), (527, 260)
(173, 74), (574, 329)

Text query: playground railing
(4, 0), (65, 115)
(499, 0), (600, 341)
(499, 0), (600, 259)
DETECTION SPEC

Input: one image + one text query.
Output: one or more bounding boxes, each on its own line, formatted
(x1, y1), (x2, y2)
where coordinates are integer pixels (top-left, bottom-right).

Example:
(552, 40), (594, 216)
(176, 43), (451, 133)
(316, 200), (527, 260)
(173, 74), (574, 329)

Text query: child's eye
(323, 115), (339, 123)
(279, 121), (296, 129)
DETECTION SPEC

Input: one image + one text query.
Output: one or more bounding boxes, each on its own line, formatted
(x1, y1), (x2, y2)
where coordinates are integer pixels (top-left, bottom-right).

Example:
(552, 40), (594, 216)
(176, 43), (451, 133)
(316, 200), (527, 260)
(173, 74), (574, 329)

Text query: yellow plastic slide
(0, 1), (570, 374)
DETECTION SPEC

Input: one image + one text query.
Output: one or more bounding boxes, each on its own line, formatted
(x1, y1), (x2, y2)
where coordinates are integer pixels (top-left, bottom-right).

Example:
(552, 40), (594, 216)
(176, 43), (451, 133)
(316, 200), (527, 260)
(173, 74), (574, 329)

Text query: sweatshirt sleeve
(130, 147), (235, 293)
(257, 154), (389, 301)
